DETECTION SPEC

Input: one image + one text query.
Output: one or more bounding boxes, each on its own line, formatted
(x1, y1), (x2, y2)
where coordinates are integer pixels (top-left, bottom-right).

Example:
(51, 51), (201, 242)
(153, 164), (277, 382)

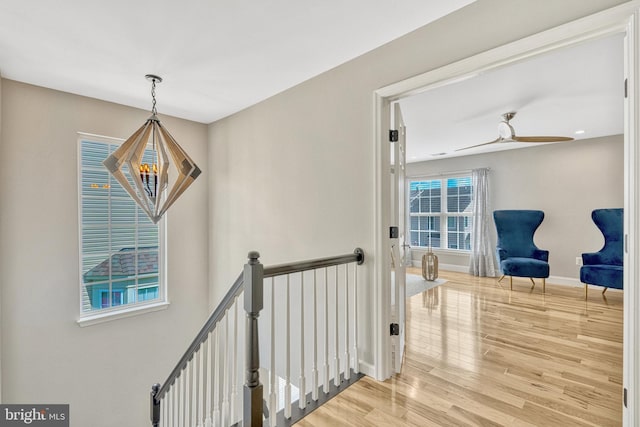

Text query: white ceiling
(0, 0), (474, 124)
(399, 33), (625, 162)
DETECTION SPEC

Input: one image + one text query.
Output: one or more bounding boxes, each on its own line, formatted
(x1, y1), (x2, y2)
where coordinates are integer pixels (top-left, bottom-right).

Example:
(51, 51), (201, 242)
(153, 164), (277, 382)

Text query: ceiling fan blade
(455, 137), (501, 151)
(512, 136), (574, 143)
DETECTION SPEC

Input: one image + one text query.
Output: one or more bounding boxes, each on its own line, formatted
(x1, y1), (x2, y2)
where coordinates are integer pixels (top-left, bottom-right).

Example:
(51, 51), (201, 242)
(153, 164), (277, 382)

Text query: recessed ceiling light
(575, 130), (585, 135)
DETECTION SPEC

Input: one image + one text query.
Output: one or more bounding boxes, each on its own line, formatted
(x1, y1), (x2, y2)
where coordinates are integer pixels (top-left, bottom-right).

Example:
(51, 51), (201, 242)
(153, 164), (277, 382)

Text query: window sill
(77, 301), (170, 327)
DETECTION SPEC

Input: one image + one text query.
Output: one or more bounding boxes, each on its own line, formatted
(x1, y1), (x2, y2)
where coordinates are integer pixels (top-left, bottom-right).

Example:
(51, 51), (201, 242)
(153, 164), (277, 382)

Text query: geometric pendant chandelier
(103, 74), (201, 224)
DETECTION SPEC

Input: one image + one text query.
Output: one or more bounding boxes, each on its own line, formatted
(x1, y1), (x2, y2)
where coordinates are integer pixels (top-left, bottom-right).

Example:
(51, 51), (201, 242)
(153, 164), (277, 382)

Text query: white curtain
(469, 168), (497, 277)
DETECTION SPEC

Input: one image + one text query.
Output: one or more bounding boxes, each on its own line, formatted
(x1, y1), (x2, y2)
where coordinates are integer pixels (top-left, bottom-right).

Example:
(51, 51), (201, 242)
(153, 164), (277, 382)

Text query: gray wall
(0, 80), (210, 426)
(407, 135), (624, 283)
(207, 0), (628, 374)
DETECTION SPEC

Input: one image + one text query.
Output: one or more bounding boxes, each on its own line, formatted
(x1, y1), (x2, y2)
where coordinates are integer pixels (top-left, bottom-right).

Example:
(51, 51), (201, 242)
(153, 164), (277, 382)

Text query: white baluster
(196, 351), (201, 423)
(284, 275), (292, 419)
(353, 263), (359, 374)
(170, 388), (174, 427)
(269, 277), (278, 427)
(198, 348), (204, 427)
(299, 271), (306, 410)
(176, 377), (181, 427)
(163, 388), (169, 427)
(189, 351), (200, 427)
(333, 266), (340, 387)
(311, 269), (319, 401)
(323, 267), (330, 394)
(221, 313), (230, 426)
(170, 385), (174, 427)
(205, 332), (213, 427)
(177, 372), (182, 427)
(180, 371), (186, 427)
(191, 354), (196, 427)
(201, 343), (207, 427)
(185, 363), (191, 427)
(213, 328), (221, 427)
(176, 382), (180, 427)
(228, 304), (235, 424)
(192, 361), (197, 425)
(231, 297), (244, 423)
(344, 264), (351, 380)
(238, 301), (246, 424)
(186, 361), (191, 427)
(171, 384), (177, 427)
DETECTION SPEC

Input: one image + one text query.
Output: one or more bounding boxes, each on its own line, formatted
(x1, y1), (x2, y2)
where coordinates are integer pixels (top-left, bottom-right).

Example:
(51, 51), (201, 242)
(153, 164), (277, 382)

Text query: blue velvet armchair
(493, 210), (550, 292)
(580, 208), (623, 299)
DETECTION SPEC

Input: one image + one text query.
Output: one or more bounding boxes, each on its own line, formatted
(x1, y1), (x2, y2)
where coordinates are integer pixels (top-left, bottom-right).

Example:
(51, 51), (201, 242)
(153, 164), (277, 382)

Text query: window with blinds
(409, 175), (472, 251)
(79, 136), (164, 318)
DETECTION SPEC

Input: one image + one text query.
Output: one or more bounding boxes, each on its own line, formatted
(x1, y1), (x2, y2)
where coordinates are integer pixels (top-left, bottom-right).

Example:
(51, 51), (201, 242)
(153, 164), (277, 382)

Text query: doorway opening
(373, 4), (639, 425)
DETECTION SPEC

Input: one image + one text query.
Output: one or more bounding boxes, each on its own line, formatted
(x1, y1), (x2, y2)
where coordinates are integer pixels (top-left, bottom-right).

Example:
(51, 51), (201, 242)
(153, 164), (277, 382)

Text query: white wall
(207, 0), (628, 374)
(407, 136), (624, 283)
(0, 80), (210, 426)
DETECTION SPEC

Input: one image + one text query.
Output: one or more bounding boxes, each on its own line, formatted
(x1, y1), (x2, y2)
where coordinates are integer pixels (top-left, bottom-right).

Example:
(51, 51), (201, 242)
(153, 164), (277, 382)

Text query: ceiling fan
(455, 111), (574, 151)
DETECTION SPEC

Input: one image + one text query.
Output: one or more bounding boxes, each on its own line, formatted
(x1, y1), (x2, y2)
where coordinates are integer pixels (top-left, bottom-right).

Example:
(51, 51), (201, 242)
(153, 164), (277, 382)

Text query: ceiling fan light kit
(456, 111), (575, 152)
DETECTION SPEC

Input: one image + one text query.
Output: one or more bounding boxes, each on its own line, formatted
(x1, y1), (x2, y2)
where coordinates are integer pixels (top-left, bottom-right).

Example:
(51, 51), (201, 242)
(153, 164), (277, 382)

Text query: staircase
(150, 248), (365, 426)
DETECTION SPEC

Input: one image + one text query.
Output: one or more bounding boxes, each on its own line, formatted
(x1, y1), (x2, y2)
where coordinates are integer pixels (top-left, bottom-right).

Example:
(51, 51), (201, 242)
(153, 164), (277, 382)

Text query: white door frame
(373, 2), (640, 424)
(391, 102), (407, 373)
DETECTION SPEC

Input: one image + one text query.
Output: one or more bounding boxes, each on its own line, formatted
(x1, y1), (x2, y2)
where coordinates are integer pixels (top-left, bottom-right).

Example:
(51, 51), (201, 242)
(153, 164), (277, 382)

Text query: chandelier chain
(151, 78), (157, 115)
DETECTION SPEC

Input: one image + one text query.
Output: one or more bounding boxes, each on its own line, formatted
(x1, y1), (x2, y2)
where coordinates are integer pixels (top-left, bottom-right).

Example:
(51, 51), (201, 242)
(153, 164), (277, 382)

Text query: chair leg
(529, 278), (536, 290)
(585, 284), (588, 300)
(542, 278), (546, 293)
(510, 276), (513, 290)
(602, 287), (607, 295)
(498, 275), (505, 283)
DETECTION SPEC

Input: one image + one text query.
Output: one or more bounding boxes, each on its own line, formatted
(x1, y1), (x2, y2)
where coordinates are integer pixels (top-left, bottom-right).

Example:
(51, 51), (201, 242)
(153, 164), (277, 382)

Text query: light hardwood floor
(297, 270), (623, 426)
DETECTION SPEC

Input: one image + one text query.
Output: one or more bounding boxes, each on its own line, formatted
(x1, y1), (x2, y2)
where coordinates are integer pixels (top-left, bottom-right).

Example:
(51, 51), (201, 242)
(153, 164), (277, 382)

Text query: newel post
(150, 383), (160, 427)
(243, 251), (264, 427)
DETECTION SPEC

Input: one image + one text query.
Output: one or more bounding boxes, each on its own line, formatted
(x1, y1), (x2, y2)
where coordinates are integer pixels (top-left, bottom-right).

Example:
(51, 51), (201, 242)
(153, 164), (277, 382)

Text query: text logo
(0, 405), (68, 426)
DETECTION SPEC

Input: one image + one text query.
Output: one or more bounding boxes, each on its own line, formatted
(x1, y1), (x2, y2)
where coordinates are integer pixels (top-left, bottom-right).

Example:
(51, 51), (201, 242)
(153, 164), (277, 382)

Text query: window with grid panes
(79, 136), (164, 319)
(409, 175), (472, 251)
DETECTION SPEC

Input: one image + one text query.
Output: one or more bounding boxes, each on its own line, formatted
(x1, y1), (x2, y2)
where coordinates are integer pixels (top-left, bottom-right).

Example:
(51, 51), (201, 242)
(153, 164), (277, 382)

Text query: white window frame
(408, 173), (473, 253)
(77, 133), (168, 327)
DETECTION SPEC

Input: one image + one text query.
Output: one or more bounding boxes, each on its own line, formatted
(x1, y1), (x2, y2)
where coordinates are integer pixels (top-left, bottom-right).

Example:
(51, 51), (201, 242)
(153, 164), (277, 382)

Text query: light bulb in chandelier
(139, 163), (159, 198)
(103, 74), (201, 223)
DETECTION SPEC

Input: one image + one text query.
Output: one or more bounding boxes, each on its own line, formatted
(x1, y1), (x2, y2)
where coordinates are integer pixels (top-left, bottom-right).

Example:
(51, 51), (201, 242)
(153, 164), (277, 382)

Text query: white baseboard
(411, 261), (467, 272)
(439, 263), (471, 273)
(494, 275), (582, 287)
(358, 361), (376, 379)
(547, 275), (581, 287)
(410, 261), (582, 287)
(410, 261), (470, 274)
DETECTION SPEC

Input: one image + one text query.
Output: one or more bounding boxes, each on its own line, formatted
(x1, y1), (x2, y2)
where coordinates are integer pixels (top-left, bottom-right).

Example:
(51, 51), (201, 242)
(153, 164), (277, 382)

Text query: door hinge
(624, 387), (628, 407)
(390, 323), (400, 336)
(389, 129), (399, 142)
(625, 78), (628, 98)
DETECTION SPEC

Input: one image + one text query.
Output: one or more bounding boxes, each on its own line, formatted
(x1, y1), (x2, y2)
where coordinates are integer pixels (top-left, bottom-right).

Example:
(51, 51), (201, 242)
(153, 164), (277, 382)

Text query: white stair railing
(150, 248), (364, 427)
